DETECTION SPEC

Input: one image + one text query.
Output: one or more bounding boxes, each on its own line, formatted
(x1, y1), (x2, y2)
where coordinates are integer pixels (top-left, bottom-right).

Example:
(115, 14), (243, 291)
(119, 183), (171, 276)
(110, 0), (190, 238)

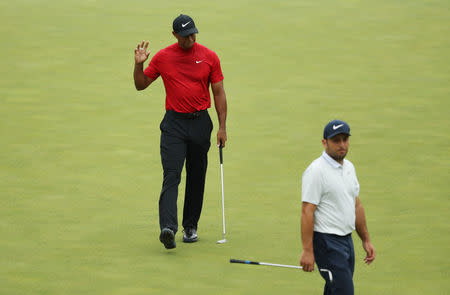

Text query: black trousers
(158, 110), (213, 234)
(313, 232), (355, 295)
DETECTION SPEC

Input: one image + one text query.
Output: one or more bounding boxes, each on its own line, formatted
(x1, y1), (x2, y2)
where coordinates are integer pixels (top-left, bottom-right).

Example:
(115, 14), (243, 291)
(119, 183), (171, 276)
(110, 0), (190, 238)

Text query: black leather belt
(168, 109), (207, 119)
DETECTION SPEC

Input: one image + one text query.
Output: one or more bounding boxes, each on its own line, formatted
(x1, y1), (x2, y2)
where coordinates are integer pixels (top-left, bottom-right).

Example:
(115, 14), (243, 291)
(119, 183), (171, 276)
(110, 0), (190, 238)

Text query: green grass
(1, 0), (449, 294)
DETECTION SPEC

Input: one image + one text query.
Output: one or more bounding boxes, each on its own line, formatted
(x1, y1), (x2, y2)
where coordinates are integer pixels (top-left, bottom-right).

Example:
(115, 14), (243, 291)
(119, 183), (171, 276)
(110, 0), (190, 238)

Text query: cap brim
(326, 131), (351, 139)
(177, 27), (199, 37)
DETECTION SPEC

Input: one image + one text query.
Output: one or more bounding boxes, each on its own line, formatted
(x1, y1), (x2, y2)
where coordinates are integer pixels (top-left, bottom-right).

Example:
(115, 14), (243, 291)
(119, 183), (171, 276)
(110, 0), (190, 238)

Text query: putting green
(1, 0), (449, 294)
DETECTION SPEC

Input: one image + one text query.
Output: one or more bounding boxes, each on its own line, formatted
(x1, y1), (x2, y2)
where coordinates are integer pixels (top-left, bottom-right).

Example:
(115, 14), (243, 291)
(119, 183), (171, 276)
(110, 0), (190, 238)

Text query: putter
(216, 144), (227, 244)
(229, 258), (333, 282)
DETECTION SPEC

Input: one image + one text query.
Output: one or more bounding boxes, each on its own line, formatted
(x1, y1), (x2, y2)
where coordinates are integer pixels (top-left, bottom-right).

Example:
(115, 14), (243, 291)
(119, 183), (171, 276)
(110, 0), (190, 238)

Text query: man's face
(173, 32), (196, 50)
(322, 133), (350, 163)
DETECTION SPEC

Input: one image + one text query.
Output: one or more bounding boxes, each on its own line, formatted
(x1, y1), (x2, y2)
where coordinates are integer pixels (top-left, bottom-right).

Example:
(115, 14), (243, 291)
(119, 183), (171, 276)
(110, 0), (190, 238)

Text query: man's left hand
(363, 241), (376, 265)
(217, 129), (227, 147)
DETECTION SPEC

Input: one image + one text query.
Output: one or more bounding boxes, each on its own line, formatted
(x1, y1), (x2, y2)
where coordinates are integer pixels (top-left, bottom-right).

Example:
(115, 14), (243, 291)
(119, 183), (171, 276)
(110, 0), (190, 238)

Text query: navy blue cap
(173, 14), (199, 37)
(323, 120), (351, 139)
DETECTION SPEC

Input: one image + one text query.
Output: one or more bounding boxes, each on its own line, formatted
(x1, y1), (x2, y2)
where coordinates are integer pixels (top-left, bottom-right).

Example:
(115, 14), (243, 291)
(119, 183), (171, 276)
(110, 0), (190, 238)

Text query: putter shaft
(229, 259), (333, 282)
(217, 145), (226, 244)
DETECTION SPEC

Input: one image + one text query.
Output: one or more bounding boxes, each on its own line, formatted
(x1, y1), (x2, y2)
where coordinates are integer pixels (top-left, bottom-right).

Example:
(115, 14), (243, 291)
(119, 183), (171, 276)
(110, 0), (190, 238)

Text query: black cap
(173, 14), (199, 37)
(323, 120), (351, 139)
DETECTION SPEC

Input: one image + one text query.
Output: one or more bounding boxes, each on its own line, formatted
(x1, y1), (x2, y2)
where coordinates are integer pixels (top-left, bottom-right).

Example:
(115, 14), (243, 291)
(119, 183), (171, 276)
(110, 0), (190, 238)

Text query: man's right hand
(300, 250), (315, 272)
(135, 40), (150, 64)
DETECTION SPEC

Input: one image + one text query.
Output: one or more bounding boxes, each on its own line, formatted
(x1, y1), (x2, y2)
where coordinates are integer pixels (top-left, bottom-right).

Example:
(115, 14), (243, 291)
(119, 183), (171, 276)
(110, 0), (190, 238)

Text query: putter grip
(219, 144), (223, 164)
(230, 259), (259, 265)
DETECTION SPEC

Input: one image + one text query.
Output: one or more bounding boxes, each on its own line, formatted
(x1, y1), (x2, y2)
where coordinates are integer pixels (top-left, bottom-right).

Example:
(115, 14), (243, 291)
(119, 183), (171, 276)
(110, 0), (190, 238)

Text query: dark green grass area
(1, 1), (449, 294)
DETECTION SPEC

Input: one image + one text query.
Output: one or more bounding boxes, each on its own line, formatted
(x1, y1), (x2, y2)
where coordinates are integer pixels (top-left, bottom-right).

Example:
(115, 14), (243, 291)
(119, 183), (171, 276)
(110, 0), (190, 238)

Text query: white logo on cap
(182, 21), (191, 28)
(333, 124), (344, 130)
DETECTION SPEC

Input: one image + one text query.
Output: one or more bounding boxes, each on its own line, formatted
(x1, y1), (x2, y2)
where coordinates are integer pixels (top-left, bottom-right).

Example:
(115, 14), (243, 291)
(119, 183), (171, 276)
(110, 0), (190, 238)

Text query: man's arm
(133, 40), (155, 91)
(355, 197), (376, 264)
(134, 63), (154, 90)
(211, 80), (227, 147)
(300, 202), (317, 272)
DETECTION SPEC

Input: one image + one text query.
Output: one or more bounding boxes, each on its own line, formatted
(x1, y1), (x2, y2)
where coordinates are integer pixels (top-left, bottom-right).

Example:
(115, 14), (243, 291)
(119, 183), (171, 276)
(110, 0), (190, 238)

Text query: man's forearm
(211, 81), (227, 130)
(217, 106), (226, 131)
(214, 95), (227, 130)
(133, 63), (151, 90)
(355, 201), (371, 242)
(301, 207), (315, 251)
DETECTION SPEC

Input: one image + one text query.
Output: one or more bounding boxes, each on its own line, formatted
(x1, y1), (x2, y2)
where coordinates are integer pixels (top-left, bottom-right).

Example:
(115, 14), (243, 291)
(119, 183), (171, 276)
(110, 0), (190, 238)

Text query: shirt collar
(322, 151), (343, 169)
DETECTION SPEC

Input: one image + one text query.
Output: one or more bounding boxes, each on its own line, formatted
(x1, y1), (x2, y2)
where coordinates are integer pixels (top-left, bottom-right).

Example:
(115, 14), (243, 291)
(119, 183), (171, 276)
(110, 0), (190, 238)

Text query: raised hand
(134, 40), (150, 64)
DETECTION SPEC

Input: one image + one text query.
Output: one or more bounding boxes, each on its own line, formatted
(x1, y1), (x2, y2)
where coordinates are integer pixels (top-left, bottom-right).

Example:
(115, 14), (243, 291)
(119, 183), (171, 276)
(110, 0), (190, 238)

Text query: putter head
(216, 239), (227, 244)
(319, 268), (333, 283)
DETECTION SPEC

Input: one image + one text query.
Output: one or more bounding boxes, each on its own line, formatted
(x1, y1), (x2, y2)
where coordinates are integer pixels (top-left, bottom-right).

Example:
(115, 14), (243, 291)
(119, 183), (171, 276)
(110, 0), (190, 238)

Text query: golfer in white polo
(300, 119), (376, 295)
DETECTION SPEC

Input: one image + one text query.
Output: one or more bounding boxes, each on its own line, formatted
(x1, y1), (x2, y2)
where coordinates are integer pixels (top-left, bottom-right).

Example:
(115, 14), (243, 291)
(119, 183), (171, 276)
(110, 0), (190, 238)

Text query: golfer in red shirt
(133, 14), (228, 249)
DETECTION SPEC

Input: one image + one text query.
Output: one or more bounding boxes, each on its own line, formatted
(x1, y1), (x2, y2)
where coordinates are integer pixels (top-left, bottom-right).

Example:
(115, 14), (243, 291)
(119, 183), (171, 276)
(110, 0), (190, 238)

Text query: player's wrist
(302, 246), (313, 252)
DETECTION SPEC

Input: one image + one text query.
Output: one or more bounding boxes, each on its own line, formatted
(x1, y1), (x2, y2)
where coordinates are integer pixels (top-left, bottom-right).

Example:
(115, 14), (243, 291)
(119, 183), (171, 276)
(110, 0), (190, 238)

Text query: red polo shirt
(144, 42), (224, 113)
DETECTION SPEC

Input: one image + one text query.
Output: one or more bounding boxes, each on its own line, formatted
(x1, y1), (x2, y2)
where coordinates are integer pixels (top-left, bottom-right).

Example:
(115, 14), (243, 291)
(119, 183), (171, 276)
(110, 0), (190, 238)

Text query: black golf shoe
(182, 227), (198, 243)
(159, 228), (176, 249)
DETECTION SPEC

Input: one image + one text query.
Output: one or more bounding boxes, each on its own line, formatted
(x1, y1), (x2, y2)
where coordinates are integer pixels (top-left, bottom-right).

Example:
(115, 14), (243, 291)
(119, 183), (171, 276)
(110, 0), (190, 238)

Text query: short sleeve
(209, 51), (224, 83)
(353, 166), (360, 197)
(143, 52), (161, 80)
(301, 164), (322, 205)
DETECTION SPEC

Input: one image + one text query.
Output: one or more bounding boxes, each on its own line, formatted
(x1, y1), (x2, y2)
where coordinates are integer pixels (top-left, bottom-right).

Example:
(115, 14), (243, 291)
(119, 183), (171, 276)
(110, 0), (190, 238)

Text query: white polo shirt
(302, 151), (360, 236)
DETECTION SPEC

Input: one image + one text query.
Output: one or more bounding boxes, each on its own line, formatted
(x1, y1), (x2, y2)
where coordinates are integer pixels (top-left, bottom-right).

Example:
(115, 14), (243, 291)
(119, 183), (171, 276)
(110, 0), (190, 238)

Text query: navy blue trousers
(158, 110), (213, 234)
(313, 232), (355, 295)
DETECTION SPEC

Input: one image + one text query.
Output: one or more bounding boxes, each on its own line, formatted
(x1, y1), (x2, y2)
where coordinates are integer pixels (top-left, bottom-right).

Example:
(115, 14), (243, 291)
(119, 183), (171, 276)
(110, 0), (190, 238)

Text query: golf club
(229, 258), (333, 282)
(216, 144), (227, 244)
